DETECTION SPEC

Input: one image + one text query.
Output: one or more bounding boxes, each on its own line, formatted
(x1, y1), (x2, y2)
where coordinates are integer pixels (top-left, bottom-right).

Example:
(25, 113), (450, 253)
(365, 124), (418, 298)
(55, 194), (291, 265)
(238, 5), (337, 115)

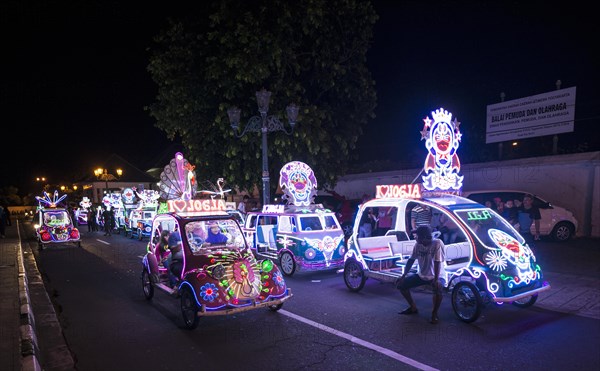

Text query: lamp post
(35, 176), (48, 192)
(227, 89), (299, 207)
(94, 168), (123, 196)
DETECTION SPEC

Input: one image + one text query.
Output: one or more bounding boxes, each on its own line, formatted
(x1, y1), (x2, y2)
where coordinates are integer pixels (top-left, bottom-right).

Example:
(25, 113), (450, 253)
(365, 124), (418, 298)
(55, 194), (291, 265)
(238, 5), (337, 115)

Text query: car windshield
(454, 208), (524, 247)
(184, 219), (247, 255)
(43, 210), (70, 227)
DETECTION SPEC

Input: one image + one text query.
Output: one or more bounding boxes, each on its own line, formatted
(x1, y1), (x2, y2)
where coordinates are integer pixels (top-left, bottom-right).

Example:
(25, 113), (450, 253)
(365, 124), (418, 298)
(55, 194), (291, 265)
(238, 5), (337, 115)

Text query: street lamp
(94, 168), (123, 195)
(35, 176), (48, 191)
(227, 89), (299, 207)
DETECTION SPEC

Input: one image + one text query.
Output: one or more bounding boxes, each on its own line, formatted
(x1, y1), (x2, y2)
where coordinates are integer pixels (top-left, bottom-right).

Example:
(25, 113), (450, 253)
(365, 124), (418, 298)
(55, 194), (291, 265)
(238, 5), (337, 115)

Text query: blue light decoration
(35, 190), (67, 209)
(420, 107), (464, 192)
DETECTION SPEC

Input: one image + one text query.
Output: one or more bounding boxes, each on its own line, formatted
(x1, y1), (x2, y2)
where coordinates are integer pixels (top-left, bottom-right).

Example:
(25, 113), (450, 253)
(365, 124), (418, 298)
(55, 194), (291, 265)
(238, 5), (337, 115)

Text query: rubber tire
(512, 294), (538, 308)
(451, 281), (482, 323)
(552, 222), (573, 242)
(280, 251), (296, 276)
(142, 269), (154, 300)
(268, 303), (283, 312)
(344, 259), (366, 292)
(180, 287), (200, 330)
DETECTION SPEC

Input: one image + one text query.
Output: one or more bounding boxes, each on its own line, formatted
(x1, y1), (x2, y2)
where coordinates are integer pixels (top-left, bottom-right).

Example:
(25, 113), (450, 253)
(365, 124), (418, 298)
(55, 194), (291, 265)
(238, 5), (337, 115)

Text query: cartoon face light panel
(279, 161), (318, 207)
(420, 107), (464, 191)
(487, 228), (537, 284)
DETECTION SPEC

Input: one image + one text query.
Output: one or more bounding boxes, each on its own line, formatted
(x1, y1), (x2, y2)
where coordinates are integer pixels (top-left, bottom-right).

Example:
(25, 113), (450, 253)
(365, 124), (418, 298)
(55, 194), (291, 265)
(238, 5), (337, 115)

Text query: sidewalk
(0, 220), (75, 371)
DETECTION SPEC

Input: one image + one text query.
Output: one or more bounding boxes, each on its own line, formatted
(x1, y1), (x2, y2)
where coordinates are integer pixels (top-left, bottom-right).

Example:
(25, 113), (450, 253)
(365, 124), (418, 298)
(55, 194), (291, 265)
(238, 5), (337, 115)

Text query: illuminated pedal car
(342, 184), (551, 323)
(141, 199), (293, 329)
(243, 205), (346, 276)
(128, 209), (155, 241)
(34, 207), (81, 249)
(242, 160), (346, 276)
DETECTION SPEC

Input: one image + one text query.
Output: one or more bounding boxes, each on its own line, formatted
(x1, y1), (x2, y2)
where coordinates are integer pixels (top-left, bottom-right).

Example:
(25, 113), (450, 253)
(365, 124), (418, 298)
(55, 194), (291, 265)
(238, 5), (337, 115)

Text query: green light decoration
(261, 259), (274, 272)
(157, 202), (169, 214)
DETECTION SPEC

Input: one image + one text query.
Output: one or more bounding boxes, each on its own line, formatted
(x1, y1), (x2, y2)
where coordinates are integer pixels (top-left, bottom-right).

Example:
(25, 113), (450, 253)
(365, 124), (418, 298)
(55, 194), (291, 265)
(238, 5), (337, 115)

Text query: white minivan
(461, 190), (578, 241)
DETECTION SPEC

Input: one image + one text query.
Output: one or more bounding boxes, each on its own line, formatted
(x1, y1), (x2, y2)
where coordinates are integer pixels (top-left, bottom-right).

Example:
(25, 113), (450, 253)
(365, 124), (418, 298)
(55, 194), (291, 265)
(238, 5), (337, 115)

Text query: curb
(16, 221), (76, 371)
(16, 230), (42, 371)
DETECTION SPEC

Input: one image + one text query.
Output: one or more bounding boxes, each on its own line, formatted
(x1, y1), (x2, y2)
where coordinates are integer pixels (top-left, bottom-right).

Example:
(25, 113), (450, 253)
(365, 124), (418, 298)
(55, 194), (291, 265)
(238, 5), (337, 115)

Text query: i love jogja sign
(167, 199), (226, 213)
(375, 184), (422, 199)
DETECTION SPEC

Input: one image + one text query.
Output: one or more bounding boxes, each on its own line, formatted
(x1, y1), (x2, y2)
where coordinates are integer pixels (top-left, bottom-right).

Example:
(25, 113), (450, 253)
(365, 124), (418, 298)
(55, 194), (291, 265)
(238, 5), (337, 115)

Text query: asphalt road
(23, 225), (600, 371)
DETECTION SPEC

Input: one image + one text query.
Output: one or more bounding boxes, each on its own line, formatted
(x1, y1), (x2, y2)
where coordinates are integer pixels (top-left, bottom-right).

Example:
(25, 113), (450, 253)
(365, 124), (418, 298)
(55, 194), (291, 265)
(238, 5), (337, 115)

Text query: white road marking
(280, 309), (438, 371)
(96, 239), (111, 245)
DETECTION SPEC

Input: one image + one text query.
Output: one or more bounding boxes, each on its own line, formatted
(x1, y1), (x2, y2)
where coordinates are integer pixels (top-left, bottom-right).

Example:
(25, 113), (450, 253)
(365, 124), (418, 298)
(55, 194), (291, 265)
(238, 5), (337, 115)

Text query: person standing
(237, 195), (250, 214)
(396, 225), (445, 324)
(410, 204), (432, 231)
(102, 207), (113, 236)
(3, 204), (11, 226)
(0, 205), (6, 238)
(517, 194), (541, 249)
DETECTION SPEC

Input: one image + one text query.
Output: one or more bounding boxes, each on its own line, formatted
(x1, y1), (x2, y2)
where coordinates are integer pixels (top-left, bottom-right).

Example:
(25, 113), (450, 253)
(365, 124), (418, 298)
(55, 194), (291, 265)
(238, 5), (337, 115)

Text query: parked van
(461, 190), (578, 241)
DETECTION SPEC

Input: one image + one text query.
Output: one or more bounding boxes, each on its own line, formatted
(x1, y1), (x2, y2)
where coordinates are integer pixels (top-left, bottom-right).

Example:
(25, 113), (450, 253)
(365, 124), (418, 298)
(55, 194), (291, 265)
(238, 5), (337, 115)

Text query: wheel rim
(280, 253), (294, 275)
(142, 270), (152, 298)
(344, 261), (364, 289)
(452, 283), (480, 321)
(181, 289), (198, 328)
(555, 225), (570, 241)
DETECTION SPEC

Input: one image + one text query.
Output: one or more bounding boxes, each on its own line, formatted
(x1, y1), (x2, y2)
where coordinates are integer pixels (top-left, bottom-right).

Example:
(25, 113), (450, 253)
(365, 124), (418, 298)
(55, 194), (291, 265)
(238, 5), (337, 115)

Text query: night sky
(2, 0), (598, 193)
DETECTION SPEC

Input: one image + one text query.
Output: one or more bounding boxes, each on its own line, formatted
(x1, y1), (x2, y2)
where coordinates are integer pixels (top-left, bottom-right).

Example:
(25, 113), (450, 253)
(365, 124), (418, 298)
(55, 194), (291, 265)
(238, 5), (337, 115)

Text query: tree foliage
(146, 0), (378, 198)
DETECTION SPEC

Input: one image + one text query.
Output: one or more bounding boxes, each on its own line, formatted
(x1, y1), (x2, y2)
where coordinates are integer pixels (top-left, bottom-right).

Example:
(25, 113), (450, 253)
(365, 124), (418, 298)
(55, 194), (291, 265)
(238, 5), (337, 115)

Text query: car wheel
(552, 222), (573, 242)
(451, 281), (482, 323)
(268, 303), (283, 312)
(342, 222), (353, 238)
(512, 294), (538, 308)
(142, 269), (154, 300)
(279, 252), (296, 276)
(344, 259), (366, 292)
(180, 287), (200, 330)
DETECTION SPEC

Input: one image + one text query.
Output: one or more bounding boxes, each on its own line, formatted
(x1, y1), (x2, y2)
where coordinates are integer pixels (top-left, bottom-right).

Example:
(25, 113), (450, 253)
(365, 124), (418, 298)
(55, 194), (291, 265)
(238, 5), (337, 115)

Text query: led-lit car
(243, 206), (346, 276)
(128, 208), (155, 241)
(141, 198), (293, 329)
(33, 191), (81, 249)
(242, 161), (346, 276)
(342, 184), (551, 323)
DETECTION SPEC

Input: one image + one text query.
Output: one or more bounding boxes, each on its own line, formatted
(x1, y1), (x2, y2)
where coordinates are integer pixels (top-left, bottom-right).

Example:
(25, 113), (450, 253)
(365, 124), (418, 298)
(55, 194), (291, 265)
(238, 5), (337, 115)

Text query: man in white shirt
(396, 225), (445, 324)
(237, 195), (250, 213)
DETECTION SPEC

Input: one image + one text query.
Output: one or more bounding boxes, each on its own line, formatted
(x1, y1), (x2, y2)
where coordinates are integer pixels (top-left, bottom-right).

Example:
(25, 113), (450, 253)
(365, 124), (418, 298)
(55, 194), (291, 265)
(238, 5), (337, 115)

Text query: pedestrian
(396, 225), (445, 324)
(102, 207), (113, 236)
(516, 194), (541, 250)
(0, 205), (6, 238)
(237, 195), (250, 214)
(3, 204), (11, 226)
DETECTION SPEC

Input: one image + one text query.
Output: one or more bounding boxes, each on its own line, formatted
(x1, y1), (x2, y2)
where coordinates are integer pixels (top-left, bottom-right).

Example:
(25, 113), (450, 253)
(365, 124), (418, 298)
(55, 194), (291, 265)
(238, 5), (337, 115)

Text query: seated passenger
(166, 231), (183, 288)
(189, 225), (206, 247)
(155, 230), (171, 268)
(205, 223), (228, 245)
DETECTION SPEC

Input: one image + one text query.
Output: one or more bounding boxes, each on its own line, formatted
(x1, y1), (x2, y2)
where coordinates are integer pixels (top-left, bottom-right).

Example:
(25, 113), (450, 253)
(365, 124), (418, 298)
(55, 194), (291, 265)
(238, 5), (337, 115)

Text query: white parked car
(461, 190), (578, 241)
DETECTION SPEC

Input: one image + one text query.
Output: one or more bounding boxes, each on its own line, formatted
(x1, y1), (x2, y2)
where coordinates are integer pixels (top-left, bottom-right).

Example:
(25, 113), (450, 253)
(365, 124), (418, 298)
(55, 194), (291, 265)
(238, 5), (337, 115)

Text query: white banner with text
(486, 86), (576, 144)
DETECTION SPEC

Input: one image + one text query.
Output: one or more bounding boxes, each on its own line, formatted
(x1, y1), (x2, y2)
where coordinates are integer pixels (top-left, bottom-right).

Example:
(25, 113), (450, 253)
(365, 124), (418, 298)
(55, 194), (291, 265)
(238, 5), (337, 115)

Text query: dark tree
(146, 0), (378, 197)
